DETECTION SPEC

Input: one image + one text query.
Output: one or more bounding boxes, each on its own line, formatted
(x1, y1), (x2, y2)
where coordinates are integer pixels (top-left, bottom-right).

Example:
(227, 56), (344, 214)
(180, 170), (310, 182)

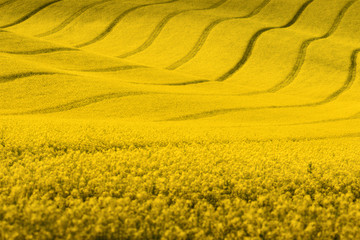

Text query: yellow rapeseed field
(1, 0), (360, 239)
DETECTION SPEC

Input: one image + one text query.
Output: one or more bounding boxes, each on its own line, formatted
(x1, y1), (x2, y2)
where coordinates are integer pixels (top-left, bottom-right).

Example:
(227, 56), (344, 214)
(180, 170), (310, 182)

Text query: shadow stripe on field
(277, 114), (360, 126)
(166, 0), (272, 70)
(6, 92), (149, 115)
(0, 71), (60, 83)
(0, 0), (62, 28)
(164, 49), (360, 121)
(215, 0), (314, 82)
(35, 0), (112, 37)
(0, 0), (17, 9)
(117, 0), (228, 58)
(0, 47), (78, 54)
(130, 79), (210, 86)
(75, 0), (179, 48)
(239, 0), (357, 96)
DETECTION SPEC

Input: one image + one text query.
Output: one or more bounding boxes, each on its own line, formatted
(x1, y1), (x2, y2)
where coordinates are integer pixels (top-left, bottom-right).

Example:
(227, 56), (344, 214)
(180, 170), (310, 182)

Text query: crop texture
(1, 0), (360, 239)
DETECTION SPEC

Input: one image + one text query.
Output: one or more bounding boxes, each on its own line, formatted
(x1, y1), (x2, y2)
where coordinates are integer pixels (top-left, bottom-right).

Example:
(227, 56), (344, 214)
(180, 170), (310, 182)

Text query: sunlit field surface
(1, 0), (360, 239)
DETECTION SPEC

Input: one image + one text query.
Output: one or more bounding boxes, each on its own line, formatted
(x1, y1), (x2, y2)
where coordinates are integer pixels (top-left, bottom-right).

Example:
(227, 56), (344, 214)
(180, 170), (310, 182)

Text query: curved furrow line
(164, 48), (360, 121)
(275, 133), (360, 142)
(0, 0), (17, 8)
(267, 0), (356, 93)
(0, 0), (62, 28)
(216, 0), (314, 82)
(277, 115), (358, 126)
(118, 0), (228, 58)
(166, 0), (271, 70)
(288, 132), (360, 141)
(79, 65), (146, 72)
(131, 79), (210, 86)
(35, 0), (112, 37)
(155, 79), (210, 86)
(9, 92), (148, 115)
(352, 112), (360, 118)
(0, 71), (60, 83)
(75, 0), (179, 48)
(0, 47), (145, 72)
(318, 49), (360, 104)
(164, 108), (239, 121)
(1, 47), (77, 54)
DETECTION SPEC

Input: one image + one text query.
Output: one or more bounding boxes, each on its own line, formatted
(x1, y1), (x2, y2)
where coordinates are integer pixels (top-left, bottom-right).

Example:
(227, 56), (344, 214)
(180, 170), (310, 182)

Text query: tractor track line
(75, 0), (179, 48)
(319, 49), (360, 104)
(164, 48), (360, 121)
(1, 47), (77, 54)
(238, 0), (357, 96)
(0, 0), (17, 8)
(267, 0), (357, 93)
(9, 92), (148, 115)
(35, 0), (112, 37)
(166, 0), (271, 70)
(278, 115), (359, 126)
(0, 0), (62, 28)
(131, 79), (210, 86)
(285, 132), (360, 141)
(79, 65), (146, 72)
(216, 0), (314, 82)
(0, 71), (60, 83)
(118, 0), (228, 58)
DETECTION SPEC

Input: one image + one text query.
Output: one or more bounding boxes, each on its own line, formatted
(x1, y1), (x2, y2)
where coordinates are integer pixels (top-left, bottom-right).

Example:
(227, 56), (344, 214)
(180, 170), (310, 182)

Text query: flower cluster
(1, 118), (360, 239)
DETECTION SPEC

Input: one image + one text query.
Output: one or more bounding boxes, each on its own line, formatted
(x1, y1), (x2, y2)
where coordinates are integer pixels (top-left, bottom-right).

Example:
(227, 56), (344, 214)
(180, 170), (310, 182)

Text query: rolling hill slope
(0, 0), (359, 126)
